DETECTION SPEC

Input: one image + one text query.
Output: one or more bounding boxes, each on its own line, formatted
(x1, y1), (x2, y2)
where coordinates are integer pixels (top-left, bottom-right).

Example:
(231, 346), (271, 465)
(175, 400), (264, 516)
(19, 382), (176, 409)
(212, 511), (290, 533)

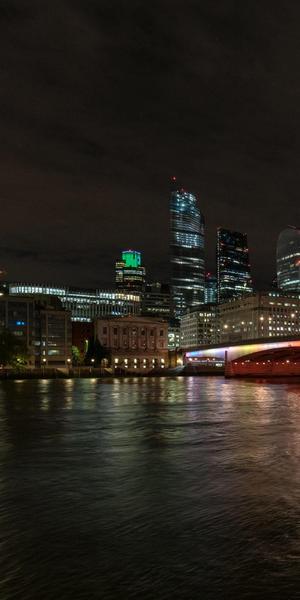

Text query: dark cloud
(0, 0), (300, 288)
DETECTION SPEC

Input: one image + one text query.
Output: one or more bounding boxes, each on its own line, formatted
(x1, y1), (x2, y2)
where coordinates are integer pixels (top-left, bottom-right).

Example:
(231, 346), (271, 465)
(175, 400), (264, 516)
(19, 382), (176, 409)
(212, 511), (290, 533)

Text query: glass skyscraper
(217, 228), (253, 303)
(204, 272), (217, 304)
(277, 226), (300, 292)
(170, 181), (205, 317)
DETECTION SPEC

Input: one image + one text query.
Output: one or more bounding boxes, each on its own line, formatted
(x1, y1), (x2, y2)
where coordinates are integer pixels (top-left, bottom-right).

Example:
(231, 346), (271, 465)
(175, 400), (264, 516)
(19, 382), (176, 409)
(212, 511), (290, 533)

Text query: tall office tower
(277, 226), (300, 292)
(217, 228), (253, 303)
(115, 249), (146, 294)
(142, 282), (171, 319)
(170, 179), (205, 318)
(204, 272), (217, 304)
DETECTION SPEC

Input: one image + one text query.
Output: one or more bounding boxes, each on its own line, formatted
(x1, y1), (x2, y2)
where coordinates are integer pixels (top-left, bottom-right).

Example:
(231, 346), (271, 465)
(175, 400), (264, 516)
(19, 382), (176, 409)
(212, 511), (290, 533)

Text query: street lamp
(67, 358), (71, 376)
(90, 357), (95, 376)
(42, 357), (46, 377)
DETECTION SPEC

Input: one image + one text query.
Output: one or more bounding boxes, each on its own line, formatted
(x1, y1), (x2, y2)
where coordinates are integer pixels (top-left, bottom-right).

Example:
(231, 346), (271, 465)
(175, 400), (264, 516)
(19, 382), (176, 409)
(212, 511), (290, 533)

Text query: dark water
(0, 377), (300, 599)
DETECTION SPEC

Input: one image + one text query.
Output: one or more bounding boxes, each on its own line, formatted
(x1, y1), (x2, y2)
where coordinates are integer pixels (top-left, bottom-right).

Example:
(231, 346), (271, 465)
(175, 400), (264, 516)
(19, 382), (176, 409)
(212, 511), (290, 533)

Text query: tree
(72, 345), (83, 365)
(0, 329), (29, 367)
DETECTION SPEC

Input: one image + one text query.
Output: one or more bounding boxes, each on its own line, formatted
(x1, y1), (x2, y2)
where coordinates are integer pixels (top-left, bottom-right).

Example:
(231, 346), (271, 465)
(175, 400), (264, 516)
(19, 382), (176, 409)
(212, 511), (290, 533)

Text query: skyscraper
(277, 226), (300, 292)
(204, 272), (217, 304)
(115, 250), (146, 294)
(142, 282), (171, 319)
(217, 228), (253, 303)
(170, 179), (205, 317)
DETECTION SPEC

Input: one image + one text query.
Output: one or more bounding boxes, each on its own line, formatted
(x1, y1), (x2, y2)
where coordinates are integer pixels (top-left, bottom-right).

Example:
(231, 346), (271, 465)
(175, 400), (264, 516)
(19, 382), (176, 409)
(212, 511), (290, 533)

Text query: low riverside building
(0, 295), (35, 365)
(6, 282), (141, 322)
(0, 294), (72, 368)
(95, 315), (169, 373)
(219, 291), (300, 343)
(180, 304), (219, 349)
(34, 298), (72, 368)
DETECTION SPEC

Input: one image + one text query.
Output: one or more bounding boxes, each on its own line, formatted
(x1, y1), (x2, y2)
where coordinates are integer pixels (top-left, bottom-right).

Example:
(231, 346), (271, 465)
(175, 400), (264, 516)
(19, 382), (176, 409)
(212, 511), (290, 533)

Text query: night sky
(1, 1), (300, 289)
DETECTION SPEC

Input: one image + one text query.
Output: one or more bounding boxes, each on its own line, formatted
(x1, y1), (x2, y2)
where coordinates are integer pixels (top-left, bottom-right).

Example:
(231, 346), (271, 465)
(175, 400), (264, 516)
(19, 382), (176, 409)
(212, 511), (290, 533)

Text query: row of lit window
(114, 357), (165, 369)
(102, 328), (165, 336)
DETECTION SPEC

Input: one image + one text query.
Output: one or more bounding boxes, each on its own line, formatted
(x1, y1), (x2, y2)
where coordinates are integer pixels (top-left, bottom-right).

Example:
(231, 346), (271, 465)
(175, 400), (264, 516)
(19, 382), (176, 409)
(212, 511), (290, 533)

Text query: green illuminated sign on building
(122, 250), (141, 268)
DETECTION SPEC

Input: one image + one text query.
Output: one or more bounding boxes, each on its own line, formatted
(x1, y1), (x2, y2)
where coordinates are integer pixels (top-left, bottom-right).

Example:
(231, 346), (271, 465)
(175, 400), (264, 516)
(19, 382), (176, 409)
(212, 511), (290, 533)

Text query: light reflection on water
(0, 377), (300, 599)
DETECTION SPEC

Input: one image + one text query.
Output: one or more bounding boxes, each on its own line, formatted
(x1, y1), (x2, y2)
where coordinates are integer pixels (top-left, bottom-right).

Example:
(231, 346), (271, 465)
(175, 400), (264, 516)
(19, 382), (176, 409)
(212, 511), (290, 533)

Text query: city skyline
(2, 6), (300, 600)
(1, 212), (296, 294)
(1, 2), (300, 289)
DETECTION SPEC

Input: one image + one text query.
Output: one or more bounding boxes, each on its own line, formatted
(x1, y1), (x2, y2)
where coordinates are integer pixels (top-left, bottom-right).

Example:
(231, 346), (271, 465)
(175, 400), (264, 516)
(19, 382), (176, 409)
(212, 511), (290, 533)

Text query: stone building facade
(95, 315), (169, 373)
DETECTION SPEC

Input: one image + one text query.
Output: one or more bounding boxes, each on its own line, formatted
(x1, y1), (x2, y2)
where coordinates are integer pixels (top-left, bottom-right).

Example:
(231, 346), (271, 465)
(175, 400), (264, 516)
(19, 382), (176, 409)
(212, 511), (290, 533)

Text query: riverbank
(0, 365), (224, 379)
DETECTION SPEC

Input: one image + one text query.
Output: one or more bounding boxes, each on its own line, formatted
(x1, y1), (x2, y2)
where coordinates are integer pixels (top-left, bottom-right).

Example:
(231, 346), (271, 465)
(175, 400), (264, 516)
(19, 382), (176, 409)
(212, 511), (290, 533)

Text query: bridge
(184, 336), (300, 377)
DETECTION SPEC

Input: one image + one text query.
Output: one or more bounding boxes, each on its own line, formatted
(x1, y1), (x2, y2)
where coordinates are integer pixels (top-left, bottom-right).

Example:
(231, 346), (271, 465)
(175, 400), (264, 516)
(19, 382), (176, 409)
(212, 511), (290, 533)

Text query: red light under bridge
(185, 336), (300, 378)
(227, 347), (300, 377)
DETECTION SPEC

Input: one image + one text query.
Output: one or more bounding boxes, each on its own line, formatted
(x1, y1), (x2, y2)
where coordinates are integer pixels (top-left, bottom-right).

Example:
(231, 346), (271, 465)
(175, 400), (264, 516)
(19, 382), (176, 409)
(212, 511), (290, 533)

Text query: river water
(0, 377), (300, 599)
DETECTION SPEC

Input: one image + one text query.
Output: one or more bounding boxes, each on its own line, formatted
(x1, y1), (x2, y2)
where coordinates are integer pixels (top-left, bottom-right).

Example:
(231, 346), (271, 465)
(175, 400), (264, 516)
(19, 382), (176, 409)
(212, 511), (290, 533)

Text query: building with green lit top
(115, 250), (146, 294)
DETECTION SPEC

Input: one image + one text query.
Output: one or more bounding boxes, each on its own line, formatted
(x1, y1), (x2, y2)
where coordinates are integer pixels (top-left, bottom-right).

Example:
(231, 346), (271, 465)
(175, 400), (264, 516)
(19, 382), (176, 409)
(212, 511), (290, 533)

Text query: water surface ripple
(0, 377), (300, 599)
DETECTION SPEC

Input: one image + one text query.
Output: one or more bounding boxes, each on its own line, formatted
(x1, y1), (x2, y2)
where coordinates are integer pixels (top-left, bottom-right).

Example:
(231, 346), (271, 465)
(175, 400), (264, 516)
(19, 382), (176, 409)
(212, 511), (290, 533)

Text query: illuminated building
(0, 295), (35, 364)
(204, 273), (217, 304)
(170, 179), (205, 317)
(142, 282), (171, 319)
(217, 228), (253, 303)
(0, 295), (72, 367)
(168, 320), (181, 350)
(277, 226), (300, 292)
(35, 299), (72, 367)
(219, 291), (300, 343)
(115, 249), (146, 294)
(7, 283), (141, 322)
(95, 315), (168, 373)
(180, 304), (219, 349)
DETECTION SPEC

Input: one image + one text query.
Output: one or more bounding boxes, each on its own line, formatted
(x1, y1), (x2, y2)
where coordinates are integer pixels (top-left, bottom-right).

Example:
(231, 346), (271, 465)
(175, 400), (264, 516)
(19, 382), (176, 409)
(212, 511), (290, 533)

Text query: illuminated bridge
(184, 336), (300, 377)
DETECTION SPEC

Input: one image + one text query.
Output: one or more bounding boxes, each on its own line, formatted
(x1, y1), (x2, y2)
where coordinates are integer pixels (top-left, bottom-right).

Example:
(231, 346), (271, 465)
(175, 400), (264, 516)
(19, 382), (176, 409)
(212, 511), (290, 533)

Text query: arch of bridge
(185, 338), (300, 363)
